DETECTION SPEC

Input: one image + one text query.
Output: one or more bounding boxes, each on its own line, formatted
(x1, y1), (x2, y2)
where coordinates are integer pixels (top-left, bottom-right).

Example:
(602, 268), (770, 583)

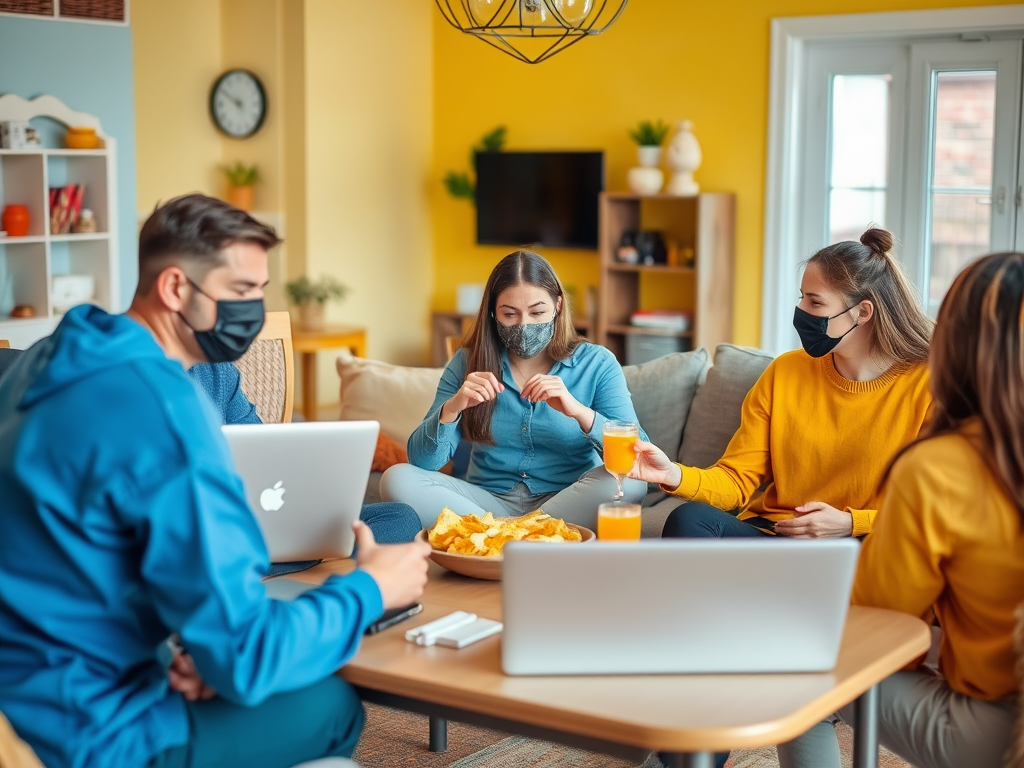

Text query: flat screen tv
(475, 151), (604, 249)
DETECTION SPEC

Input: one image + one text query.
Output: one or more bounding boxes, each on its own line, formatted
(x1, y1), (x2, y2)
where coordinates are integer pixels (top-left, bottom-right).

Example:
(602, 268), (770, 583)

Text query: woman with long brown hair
(781, 252), (1024, 768)
(382, 250), (647, 527)
(630, 227), (933, 541)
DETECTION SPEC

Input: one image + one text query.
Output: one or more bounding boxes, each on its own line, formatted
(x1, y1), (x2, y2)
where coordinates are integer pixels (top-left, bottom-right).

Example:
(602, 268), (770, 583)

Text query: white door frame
(762, 5), (1024, 353)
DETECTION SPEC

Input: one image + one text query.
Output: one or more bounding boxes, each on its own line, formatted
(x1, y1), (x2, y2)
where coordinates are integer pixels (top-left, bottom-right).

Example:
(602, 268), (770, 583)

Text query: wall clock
(209, 69), (267, 139)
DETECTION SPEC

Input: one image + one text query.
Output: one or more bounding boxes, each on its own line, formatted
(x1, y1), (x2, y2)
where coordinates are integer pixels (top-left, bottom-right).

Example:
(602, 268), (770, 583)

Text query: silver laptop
(222, 421), (378, 562)
(502, 539), (859, 675)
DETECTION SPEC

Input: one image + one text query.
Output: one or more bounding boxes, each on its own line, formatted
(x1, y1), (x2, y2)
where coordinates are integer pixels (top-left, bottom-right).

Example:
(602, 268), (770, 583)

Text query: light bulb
(520, 0), (549, 25)
(552, 0), (593, 27)
(469, 0), (504, 26)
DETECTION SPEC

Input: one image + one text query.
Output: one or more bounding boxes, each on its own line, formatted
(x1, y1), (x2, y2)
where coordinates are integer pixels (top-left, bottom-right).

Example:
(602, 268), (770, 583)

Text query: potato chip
(427, 507), (585, 557)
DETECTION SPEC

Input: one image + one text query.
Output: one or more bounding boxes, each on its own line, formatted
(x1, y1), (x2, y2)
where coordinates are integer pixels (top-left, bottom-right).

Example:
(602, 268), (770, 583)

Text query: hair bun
(860, 227), (893, 255)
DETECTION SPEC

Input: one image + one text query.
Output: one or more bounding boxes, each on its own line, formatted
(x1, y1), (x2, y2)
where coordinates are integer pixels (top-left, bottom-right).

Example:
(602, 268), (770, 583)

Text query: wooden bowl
(417, 523), (595, 581)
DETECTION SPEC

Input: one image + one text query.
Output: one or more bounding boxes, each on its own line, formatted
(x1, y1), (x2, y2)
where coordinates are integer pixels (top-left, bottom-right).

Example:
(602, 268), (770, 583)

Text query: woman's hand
(774, 502), (853, 538)
(520, 374), (594, 431)
(628, 440), (682, 489)
(440, 372), (504, 422)
(168, 653), (216, 702)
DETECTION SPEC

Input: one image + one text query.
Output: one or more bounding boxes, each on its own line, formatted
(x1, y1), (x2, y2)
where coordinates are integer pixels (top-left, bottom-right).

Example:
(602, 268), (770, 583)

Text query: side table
(292, 324), (367, 422)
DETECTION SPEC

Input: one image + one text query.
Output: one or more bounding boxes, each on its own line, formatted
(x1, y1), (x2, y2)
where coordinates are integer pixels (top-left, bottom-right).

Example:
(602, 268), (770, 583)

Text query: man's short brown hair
(136, 194), (281, 294)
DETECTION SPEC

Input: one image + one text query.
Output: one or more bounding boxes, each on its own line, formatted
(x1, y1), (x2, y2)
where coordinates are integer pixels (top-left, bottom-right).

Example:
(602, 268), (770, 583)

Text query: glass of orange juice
(598, 502), (642, 541)
(603, 420), (639, 499)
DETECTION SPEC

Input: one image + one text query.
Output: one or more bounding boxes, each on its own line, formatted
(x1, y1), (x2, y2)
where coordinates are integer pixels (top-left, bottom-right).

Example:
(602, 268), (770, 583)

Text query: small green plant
(628, 120), (670, 147)
(285, 275), (348, 306)
(220, 161), (261, 187)
(443, 171), (475, 200)
(444, 126), (507, 202)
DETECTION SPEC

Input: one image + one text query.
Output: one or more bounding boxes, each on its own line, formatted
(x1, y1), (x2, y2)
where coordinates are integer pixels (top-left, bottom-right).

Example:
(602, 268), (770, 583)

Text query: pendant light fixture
(435, 0), (629, 65)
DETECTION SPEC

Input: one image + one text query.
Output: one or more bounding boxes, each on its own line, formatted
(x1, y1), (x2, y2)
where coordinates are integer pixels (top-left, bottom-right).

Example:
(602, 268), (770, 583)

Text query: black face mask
(181, 278), (265, 363)
(793, 305), (858, 358)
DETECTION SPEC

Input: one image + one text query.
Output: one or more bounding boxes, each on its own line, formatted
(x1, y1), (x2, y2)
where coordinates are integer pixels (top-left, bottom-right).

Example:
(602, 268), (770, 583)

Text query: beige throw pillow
(677, 344), (775, 468)
(336, 354), (444, 444)
(622, 349), (710, 461)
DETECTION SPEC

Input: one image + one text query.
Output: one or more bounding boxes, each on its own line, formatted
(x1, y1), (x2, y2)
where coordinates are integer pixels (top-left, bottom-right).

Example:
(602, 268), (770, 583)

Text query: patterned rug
(353, 704), (912, 768)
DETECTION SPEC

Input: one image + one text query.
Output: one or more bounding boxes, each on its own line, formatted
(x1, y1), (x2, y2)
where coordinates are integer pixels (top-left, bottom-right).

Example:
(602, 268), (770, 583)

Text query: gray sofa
(356, 344), (775, 537)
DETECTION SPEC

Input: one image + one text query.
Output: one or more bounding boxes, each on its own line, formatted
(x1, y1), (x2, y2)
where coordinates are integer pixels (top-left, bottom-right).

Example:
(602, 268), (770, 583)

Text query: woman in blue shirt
(382, 250), (647, 528)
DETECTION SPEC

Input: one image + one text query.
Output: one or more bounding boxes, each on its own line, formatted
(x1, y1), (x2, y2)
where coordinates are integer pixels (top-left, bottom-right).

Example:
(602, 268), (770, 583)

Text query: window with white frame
(763, 7), (1024, 352)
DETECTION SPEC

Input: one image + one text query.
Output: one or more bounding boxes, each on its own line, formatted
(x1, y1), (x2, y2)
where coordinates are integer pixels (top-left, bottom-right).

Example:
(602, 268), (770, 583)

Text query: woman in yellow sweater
(631, 227), (933, 540)
(783, 251), (1024, 768)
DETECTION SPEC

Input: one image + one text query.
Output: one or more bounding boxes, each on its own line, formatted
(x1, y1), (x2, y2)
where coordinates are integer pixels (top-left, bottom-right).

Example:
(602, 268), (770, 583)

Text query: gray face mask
(495, 315), (556, 359)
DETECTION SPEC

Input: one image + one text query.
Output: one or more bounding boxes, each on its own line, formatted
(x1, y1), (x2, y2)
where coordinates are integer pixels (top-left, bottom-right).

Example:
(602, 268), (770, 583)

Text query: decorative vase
(636, 146), (662, 168)
(665, 120), (702, 197)
(65, 127), (100, 150)
(627, 167), (663, 196)
(2, 204), (30, 237)
(226, 185), (255, 212)
(299, 303), (324, 331)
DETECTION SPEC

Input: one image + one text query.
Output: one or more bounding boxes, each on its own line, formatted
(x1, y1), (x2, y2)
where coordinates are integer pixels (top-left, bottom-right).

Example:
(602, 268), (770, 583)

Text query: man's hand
(774, 502), (853, 538)
(354, 521), (431, 610)
(168, 653), (216, 702)
(628, 440), (682, 489)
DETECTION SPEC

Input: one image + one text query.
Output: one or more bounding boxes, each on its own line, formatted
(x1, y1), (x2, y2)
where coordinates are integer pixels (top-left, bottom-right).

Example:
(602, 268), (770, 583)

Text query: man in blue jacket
(0, 194), (430, 768)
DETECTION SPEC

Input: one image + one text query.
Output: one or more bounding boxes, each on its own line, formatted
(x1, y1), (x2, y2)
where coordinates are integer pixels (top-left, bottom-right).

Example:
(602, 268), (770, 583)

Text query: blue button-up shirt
(408, 343), (647, 494)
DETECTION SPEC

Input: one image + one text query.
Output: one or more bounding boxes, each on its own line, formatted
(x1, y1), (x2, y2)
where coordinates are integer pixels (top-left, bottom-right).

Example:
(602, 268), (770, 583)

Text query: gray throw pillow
(677, 344), (775, 468)
(622, 348), (710, 461)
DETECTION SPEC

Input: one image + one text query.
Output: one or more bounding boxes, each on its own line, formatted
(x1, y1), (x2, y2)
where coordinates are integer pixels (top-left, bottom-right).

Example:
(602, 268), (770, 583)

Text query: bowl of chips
(418, 508), (594, 580)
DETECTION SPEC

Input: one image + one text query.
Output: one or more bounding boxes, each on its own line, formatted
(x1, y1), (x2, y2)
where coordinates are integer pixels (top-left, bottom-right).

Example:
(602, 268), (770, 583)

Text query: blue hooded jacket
(0, 306), (383, 768)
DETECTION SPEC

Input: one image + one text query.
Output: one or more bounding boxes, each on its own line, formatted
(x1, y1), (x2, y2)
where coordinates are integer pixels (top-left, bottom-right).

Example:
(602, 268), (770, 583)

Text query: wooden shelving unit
(597, 192), (735, 363)
(0, 95), (119, 349)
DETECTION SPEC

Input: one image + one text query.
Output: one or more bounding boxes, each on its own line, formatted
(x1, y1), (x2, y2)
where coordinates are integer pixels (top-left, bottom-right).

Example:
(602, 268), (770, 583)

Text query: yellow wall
(134, 0), (434, 408)
(302, 0), (434, 374)
(133, 0), (222, 212)
(431, 0), (1021, 346)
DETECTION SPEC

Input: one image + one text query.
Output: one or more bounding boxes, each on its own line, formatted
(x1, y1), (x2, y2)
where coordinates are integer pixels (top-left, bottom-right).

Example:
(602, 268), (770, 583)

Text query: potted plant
(220, 161), (260, 212)
(285, 275), (348, 330)
(627, 120), (670, 195)
(628, 120), (670, 167)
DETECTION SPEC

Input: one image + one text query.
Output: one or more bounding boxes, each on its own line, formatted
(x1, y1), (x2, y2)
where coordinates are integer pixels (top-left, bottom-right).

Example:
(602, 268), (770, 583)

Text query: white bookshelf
(0, 95), (119, 348)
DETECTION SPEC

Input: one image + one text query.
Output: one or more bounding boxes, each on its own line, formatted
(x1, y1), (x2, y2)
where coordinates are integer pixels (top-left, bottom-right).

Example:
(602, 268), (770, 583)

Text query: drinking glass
(602, 420), (639, 499)
(597, 502), (642, 541)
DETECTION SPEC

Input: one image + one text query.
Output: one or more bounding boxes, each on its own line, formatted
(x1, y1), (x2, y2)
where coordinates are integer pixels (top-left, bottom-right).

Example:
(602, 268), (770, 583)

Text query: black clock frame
(209, 69), (268, 139)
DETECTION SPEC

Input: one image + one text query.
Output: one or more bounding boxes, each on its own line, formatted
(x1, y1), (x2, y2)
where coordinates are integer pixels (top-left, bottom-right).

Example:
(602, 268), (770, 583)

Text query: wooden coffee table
(283, 560), (929, 768)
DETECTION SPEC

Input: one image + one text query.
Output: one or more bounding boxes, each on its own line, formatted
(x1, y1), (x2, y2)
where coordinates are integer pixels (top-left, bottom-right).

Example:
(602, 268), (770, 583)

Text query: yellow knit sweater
(853, 422), (1024, 700)
(667, 351), (932, 536)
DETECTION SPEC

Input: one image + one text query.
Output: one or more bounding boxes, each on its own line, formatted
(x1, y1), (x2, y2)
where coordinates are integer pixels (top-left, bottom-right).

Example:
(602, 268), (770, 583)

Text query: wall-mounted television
(475, 151), (604, 250)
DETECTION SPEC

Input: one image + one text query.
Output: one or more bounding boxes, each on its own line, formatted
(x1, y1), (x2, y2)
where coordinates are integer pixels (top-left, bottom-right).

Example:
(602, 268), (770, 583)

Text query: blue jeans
(147, 676), (363, 768)
(267, 502), (420, 576)
(661, 501), (771, 539)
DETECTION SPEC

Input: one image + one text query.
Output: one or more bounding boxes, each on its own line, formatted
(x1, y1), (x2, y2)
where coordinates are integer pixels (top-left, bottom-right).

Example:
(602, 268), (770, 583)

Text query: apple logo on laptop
(260, 481), (286, 512)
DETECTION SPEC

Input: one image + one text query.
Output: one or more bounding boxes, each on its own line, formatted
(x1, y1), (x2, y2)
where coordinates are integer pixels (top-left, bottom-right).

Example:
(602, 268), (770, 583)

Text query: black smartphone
(365, 603), (423, 635)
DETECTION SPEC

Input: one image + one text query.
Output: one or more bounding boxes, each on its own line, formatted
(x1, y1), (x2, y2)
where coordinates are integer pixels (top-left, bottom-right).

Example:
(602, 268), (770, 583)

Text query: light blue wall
(0, 14), (136, 309)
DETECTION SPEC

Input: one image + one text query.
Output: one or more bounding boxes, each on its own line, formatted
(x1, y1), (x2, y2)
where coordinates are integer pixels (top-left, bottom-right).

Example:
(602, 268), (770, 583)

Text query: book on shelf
(629, 310), (692, 332)
(48, 183), (85, 235)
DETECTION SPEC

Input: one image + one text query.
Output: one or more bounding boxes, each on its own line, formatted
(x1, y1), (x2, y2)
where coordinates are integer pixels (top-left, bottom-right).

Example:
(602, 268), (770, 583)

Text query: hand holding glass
(603, 420), (639, 499)
(598, 502), (642, 541)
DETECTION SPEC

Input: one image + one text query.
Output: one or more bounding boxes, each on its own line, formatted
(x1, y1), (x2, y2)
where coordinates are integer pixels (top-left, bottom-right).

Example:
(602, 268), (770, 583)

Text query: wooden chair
(234, 311), (294, 424)
(0, 710), (45, 768)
